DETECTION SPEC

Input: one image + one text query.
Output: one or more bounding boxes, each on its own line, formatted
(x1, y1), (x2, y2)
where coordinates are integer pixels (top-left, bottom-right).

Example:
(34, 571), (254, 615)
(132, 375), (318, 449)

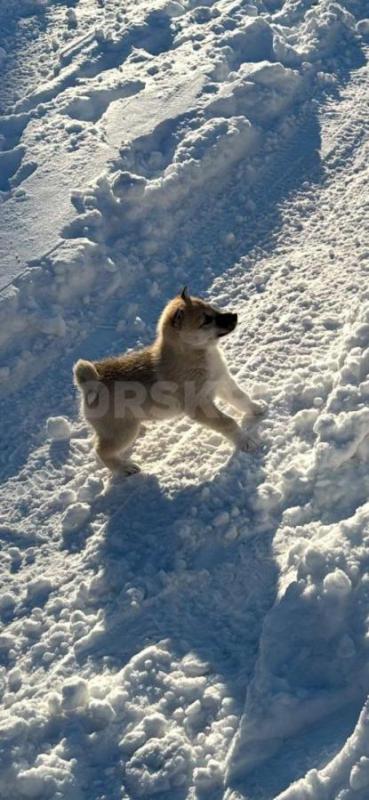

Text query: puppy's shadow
(48, 440), (71, 468)
(76, 441), (279, 703)
(64, 440), (278, 800)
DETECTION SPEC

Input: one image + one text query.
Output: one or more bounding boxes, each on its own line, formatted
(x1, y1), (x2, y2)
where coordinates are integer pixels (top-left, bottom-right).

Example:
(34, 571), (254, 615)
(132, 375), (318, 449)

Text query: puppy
(73, 288), (266, 474)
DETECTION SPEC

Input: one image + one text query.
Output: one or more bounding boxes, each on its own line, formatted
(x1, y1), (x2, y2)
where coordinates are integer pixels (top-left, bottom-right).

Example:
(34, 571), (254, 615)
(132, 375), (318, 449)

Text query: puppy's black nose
(217, 312), (238, 329)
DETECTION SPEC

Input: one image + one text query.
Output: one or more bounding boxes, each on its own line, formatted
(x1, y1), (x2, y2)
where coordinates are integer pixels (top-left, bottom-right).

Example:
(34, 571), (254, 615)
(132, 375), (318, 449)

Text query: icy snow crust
(1, 0), (369, 798)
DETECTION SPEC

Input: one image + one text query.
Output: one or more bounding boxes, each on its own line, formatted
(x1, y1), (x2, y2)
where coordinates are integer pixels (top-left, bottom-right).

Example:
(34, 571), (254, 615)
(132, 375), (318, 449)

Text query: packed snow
(1, 0), (369, 798)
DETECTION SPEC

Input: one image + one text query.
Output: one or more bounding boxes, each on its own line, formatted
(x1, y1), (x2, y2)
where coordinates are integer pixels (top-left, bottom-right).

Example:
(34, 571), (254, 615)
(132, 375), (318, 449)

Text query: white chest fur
(206, 346), (228, 386)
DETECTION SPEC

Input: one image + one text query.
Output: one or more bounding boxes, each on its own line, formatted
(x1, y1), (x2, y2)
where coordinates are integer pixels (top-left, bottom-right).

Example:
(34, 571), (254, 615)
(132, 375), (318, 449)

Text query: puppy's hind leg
(96, 420), (141, 475)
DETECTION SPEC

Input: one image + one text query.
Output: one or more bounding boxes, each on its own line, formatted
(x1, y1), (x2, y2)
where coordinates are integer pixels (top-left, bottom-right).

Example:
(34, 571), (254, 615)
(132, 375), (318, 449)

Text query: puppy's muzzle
(216, 312), (238, 337)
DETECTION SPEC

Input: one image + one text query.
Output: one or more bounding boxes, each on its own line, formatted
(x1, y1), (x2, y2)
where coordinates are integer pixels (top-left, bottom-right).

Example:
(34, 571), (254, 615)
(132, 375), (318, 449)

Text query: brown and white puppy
(73, 288), (266, 474)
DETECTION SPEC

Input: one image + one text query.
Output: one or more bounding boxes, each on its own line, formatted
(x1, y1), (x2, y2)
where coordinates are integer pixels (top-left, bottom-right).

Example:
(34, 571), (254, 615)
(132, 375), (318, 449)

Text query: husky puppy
(73, 288), (266, 474)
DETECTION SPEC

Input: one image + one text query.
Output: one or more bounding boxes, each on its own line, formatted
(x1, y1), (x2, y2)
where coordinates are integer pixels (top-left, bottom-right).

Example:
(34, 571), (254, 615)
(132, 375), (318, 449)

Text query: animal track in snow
(64, 79), (145, 124)
(0, 145), (26, 192)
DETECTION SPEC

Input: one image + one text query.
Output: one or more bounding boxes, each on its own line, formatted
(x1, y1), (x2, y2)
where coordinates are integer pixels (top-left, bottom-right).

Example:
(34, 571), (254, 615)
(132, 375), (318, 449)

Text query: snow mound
(46, 416), (72, 442)
(61, 502), (90, 534)
(227, 303), (369, 782)
(276, 698), (369, 799)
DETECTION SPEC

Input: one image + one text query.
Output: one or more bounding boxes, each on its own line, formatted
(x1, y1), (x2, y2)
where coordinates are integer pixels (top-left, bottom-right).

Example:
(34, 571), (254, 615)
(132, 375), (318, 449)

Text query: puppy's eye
(201, 313), (213, 327)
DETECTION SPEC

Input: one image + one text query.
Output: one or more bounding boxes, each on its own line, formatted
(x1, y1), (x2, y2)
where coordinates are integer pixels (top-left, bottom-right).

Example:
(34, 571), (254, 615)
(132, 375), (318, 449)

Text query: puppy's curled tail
(73, 359), (99, 389)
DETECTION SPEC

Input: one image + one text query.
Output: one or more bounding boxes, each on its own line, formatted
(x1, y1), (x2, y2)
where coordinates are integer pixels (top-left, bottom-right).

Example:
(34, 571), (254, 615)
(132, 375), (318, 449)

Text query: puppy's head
(158, 287), (238, 349)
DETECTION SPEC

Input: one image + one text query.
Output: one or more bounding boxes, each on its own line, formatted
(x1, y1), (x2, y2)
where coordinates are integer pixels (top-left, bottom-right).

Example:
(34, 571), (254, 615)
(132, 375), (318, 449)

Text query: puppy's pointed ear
(172, 307), (184, 329)
(180, 286), (190, 303)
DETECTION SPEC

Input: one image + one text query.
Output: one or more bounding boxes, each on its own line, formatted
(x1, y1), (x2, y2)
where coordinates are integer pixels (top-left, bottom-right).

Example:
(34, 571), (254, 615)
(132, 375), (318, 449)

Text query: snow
(61, 676), (89, 710)
(1, 0), (369, 798)
(46, 415), (72, 441)
(61, 501), (90, 533)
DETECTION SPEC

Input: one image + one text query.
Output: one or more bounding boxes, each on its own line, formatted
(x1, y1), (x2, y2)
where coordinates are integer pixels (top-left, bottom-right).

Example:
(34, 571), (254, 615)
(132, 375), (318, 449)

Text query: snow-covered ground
(1, 0), (369, 798)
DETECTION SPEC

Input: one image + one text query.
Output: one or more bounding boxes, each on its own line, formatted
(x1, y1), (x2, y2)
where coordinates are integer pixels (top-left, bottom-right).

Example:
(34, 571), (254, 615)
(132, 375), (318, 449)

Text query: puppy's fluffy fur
(73, 289), (265, 474)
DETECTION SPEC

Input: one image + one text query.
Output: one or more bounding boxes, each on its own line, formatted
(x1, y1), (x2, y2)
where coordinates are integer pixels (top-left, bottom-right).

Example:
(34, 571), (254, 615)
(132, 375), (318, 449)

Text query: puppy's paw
(118, 460), (141, 476)
(236, 431), (259, 453)
(248, 400), (268, 418)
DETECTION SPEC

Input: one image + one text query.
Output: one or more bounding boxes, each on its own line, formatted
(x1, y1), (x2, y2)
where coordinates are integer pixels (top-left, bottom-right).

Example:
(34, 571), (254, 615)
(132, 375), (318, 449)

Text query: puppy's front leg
(218, 371), (266, 417)
(191, 402), (256, 452)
